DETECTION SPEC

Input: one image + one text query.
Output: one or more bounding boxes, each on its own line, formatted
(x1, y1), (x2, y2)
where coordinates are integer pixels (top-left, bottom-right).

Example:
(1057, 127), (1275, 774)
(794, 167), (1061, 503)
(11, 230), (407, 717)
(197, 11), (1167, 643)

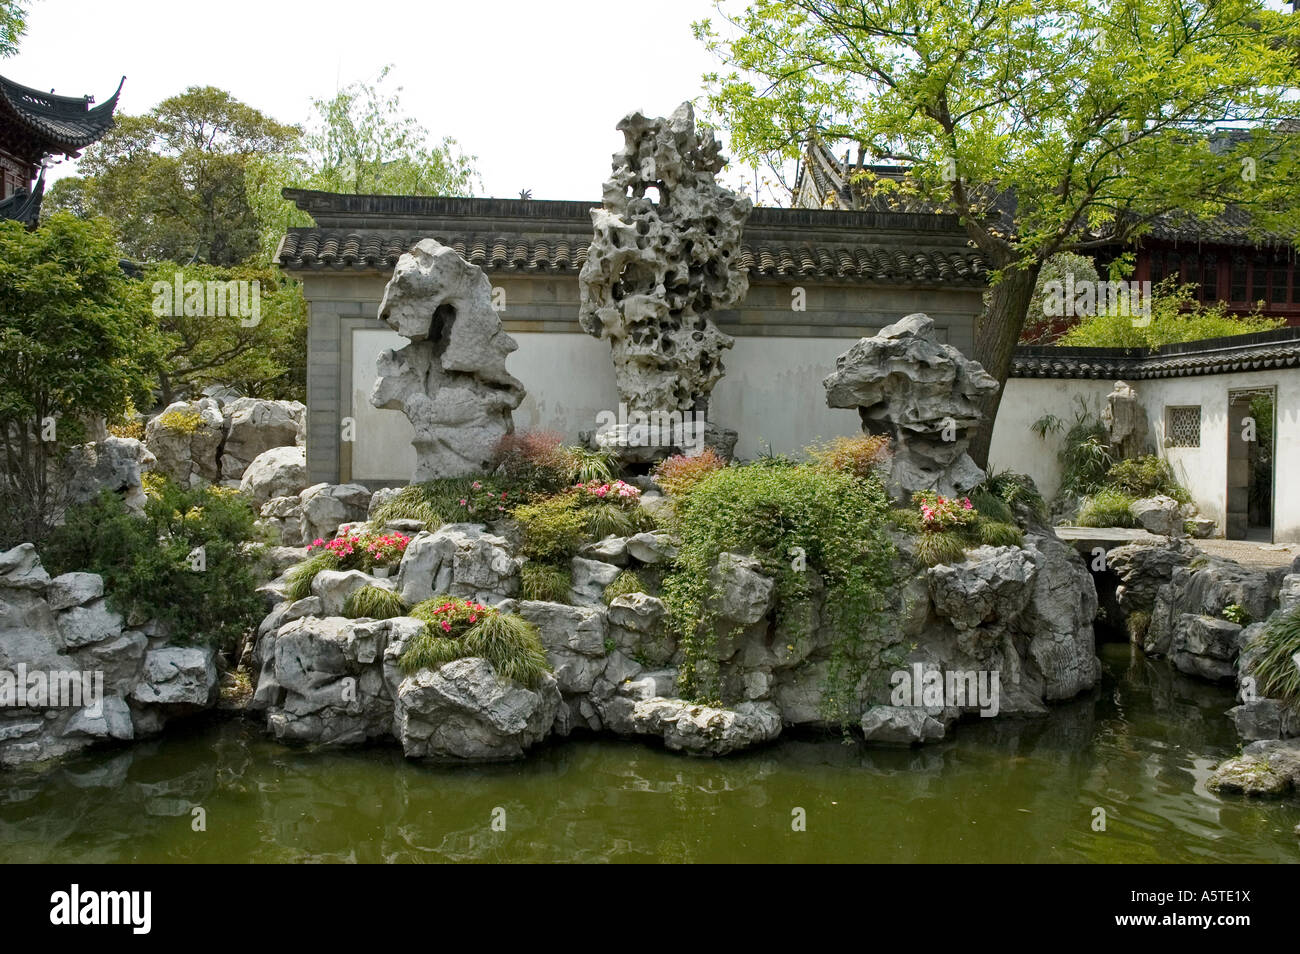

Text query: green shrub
(1077, 489), (1137, 528)
(661, 462), (896, 720)
(888, 507), (923, 533)
(587, 501), (655, 538)
(461, 613), (551, 687)
(564, 446), (617, 484)
(914, 531), (968, 567)
(1105, 455), (1191, 504)
(513, 494), (589, 561)
(342, 585), (409, 620)
(652, 449), (727, 497)
(400, 596), (551, 688)
(284, 550), (340, 602)
(973, 519), (1024, 548)
(979, 470), (1050, 524)
(43, 481), (267, 653)
(1222, 603), (1250, 625)
(372, 476), (512, 526)
(520, 563), (572, 603)
(1059, 417), (1114, 498)
(603, 569), (647, 605)
(805, 434), (892, 479)
(967, 488), (1015, 526)
(1247, 608), (1300, 705)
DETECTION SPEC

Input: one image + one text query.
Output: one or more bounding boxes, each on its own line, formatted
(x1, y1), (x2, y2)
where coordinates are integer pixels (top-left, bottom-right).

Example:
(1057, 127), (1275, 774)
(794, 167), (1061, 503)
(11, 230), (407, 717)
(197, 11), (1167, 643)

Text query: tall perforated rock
(823, 313), (998, 498)
(578, 102), (752, 428)
(1102, 380), (1149, 460)
(371, 239), (525, 481)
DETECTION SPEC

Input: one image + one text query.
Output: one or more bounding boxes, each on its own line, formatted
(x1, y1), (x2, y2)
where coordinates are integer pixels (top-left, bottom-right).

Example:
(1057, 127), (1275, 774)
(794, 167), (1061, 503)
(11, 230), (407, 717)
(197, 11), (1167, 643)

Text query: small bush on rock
(284, 550), (339, 602)
(978, 470), (1050, 524)
(653, 449), (727, 497)
(520, 562), (572, 603)
(402, 596), (550, 687)
(914, 531), (968, 567)
(492, 430), (571, 496)
(974, 520), (1025, 548)
(1105, 455), (1191, 504)
(1078, 488), (1138, 528)
(43, 480), (266, 652)
(662, 462), (896, 719)
(342, 585), (409, 620)
(513, 495), (590, 561)
(373, 476), (512, 527)
(1248, 607), (1300, 706)
(603, 569), (647, 605)
(806, 434), (891, 479)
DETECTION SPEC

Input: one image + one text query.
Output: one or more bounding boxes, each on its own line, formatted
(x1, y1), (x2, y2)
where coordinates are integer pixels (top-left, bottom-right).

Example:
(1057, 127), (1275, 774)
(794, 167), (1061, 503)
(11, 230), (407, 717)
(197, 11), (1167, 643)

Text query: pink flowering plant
(457, 480), (511, 518)
(911, 490), (977, 532)
(308, 528), (411, 570)
(412, 596), (490, 638)
(365, 531), (410, 568)
(572, 479), (641, 507)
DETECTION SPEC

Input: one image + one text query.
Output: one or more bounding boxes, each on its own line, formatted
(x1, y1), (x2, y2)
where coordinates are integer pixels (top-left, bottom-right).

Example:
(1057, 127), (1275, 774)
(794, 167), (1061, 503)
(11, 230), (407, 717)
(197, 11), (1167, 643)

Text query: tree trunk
(968, 261), (1042, 470)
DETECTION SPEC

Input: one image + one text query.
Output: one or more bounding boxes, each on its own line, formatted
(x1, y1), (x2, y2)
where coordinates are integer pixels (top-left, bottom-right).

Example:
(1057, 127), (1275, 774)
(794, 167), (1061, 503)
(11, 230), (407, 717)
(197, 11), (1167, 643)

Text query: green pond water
(1, 643), (1297, 863)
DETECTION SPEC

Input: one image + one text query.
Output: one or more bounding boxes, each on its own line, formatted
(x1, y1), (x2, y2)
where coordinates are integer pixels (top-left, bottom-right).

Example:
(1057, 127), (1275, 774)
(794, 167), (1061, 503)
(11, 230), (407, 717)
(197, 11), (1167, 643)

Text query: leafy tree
(142, 262), (307, 404)
(45, 87), (301, 266)
(695, 0), (1300, 465)
(1057, 280), (1283, 348)
(1020, 252), (1101, 344)
(0, 0), (26, 57)
(0, 213), (160, 546)
(248, 67), (480, 260)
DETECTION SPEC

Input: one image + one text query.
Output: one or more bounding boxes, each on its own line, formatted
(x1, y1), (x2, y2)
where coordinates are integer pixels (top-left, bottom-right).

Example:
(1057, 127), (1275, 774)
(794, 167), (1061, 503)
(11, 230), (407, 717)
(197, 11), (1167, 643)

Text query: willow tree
(696, 0), (1300, 465)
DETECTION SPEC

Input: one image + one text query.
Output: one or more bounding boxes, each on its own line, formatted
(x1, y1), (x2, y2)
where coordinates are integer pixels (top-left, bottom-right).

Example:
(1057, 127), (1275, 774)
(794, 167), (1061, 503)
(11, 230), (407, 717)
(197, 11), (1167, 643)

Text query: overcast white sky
(9, 0), (735, 200)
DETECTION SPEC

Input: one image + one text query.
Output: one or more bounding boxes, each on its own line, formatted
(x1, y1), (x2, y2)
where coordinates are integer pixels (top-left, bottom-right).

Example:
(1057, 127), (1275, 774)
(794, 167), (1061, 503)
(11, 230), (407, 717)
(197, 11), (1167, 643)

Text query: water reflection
(0, 644), (1297, 863)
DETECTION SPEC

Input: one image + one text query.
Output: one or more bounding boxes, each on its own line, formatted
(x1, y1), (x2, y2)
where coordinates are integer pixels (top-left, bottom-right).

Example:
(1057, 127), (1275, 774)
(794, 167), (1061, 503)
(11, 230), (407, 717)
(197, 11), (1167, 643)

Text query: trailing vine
(661, 462), (898, 724)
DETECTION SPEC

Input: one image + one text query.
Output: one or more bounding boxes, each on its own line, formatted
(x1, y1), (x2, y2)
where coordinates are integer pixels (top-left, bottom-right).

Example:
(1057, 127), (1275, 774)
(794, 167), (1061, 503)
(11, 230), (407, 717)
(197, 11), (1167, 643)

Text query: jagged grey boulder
(144, 398), (225, 485)
(578, 102), (751, 448)
(518, 600), (608, 694)
(371, 239), (525, 481)
(709, 552), (774, 626)
(823, 313), (999, 499)
(45, 572), (104, 611)
(0, 543), (50, 591)
(299, 483), (372, 544)
(928, 545), (1037, 634)
(861, 705), (948, 745)
(569, 557), (621, 606)
(1102, 381), (1149, 459)
(1171, 614), (1241, 681)
(625, 531), (678, 564)
(129, 646), (218, 708)
(63, 437), (156, 513)
(1209, 739), (1300, 797)
(241, 445), (308, 504)
(394, 657), (560, 760)
(607, 593), (673, 667)
(220, 398), (305, 480)
(1131, 495), (1182, 536)
(396, 524), (521, 606)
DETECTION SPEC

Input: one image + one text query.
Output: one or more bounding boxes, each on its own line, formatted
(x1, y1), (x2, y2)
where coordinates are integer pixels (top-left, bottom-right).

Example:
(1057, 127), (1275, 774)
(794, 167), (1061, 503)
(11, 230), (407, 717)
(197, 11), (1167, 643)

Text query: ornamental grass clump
(603, 569), (647, 605)
(1247, 607), (1300, 706)
(897, 489), (1024, 566)
(342, 585), (409, 620)
(284, 550), (339, 602)
(1104, 455), (1191, 504)
(661, 462), (896, 720)
(513, 480), (654, 560)
(520, 562), (572, 603)
(1078, 488), (1138, 528)
(401, 595), (550, 687)
(372, 476), (512, 527)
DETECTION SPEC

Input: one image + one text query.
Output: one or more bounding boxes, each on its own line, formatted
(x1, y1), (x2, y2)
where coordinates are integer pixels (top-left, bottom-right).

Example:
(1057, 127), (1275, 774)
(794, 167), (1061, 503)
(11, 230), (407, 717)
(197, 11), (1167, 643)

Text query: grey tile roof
(1012, 327), (1300, 379)
(276, 228), (987, 284)
(0, 75), (123, 151)
(275, 190), (988, 285)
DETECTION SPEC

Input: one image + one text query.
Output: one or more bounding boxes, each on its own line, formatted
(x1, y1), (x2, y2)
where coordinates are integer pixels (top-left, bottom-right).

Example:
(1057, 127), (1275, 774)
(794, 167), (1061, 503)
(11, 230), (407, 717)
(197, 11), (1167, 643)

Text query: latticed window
(1166, 406), (1202, 448)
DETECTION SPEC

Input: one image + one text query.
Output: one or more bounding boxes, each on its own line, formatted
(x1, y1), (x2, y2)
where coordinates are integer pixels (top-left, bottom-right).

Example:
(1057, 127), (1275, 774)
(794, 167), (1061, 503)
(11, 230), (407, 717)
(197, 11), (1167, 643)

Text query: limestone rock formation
(1102, 380), (1149, 459)
(0, 543), (218, 766)
(241, 446), (309, 506)
(578, 102), (752, 447)
(824, 313), (999, 499)
(371, 239), (525, 481)
(63, 437), (156, 514)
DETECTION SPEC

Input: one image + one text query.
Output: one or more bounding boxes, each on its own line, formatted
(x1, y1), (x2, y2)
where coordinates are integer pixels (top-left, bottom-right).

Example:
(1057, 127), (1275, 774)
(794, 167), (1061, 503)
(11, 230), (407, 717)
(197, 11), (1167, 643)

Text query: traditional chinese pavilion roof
(0, 74), (123, 155)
